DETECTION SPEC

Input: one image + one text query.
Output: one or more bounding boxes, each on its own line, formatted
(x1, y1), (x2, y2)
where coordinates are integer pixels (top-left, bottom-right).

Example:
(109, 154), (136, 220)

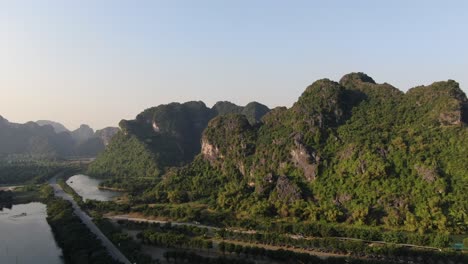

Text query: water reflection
(0, 203), (63, 264)
(66, 174), (122, 201)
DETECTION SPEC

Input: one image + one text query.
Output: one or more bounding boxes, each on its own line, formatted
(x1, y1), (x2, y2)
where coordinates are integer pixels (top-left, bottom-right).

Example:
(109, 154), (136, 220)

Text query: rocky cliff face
(273, 175), (302, 204)
(201, 138), (221, 162)
(95, 127), (119, 145)
(201, 114), (256, 173)
(290, 134), (320, 181)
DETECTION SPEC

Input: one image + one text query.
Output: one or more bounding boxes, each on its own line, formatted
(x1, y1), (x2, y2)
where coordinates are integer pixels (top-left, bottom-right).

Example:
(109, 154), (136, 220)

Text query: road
(108, 215), (442, 252)
(108, 215), (343, 260)
(49, 177), (132, 264)
(109, 215), (219, 231)
(0, 185), (26, 191)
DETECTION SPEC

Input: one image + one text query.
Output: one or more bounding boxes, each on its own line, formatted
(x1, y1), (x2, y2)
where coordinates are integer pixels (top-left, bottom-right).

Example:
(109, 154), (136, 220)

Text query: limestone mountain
(0, 118), (75, 159)
(35, 120), (119, 146)
(88, 101), (270, 179)
(212, 101), (270, 124)
(141, 73), (467, 234)
(36, 120), (70, 133)
(71, 124), (95, 143)
(0, 118), (119, 159)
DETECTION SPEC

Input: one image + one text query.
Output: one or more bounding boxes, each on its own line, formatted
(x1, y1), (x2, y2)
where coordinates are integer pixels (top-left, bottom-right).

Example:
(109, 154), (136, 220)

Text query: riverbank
(41, 185), (123, 264)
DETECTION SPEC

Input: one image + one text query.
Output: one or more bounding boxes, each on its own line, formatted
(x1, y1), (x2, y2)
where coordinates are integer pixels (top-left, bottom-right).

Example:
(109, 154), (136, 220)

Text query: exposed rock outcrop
(414, 164), (438, 183)
(290, 134), (320, 181)
(201, 138), (221, 162)
(273, 175), (301, 204)
(95, 127), (119, 146)
(405, 80), (468, 126)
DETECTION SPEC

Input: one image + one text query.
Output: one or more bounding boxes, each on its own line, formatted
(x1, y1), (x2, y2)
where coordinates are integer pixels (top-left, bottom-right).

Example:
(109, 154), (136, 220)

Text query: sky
(0, 1), (467, 130)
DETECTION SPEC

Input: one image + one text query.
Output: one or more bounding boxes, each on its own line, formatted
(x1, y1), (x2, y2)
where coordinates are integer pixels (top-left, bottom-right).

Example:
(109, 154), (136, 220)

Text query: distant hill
(88, 101), (270, 179)
(71, 124), (95, 143)
(0, 118), (119, 160)
(36, 120), (70, 133)
(0, 117), (74, 159)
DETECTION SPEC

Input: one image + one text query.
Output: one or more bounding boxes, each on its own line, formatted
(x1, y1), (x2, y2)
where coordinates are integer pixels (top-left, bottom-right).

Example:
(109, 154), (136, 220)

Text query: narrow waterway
(0, 202), (63, 264)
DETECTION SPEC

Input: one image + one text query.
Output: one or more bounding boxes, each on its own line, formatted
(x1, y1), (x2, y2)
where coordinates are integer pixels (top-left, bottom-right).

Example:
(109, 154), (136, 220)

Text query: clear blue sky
(1, 0), (467, 130)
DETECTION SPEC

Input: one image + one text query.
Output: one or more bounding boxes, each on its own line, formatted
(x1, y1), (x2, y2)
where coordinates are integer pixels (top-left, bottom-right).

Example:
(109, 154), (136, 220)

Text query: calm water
(66, 174), (122, 201)
(0, 203), (63, 264)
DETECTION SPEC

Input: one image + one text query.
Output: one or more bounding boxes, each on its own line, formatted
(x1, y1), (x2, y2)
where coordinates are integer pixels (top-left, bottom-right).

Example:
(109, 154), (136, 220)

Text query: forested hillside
(127, 73), (468, 234)
(88, 101), (270, 181)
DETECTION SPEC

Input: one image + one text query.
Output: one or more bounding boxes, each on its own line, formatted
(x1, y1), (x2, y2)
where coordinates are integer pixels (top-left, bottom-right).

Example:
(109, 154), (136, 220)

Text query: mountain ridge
(88, 101), (271, 179)
(97, 72), (468, 234)
(0, 118), (119, 159)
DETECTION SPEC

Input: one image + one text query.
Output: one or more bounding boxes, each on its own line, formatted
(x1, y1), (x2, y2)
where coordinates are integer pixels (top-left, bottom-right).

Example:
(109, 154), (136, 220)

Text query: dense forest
(90, 73), (467, 238)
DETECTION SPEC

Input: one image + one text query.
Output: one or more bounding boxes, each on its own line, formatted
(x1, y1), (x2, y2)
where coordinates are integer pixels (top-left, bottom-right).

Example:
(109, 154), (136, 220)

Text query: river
(66, 174), (122, 201)
(0, 202), (63, 264)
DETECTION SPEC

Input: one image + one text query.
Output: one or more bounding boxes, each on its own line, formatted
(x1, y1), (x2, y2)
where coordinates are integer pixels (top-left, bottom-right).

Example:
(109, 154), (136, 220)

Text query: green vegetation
(41, 185), (122, 264)
(11, 185), (46, 204)
(88, 132), (161, 181)
(1, 185), (52, 208)
(217, 229), (466, 262)
(57, 177), (85, 205)
(87, 73), (467, 262)
(163, 251), (255, 264)
(85, 199), (131, 213)
(216, 242), (442, 264)
(116, 219), (467, 263)
(0, 160), (82, 185)
(138, 222), (213, 249)
(0, 190), (12, 209)
(135, 73), (467, 238)
(96, 219), (153, 264)
(88, 101), (270, 182)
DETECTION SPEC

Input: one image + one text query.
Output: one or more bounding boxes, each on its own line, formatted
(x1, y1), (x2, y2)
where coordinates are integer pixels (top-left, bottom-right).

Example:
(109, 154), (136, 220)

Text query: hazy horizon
(1, 1), (467, 130)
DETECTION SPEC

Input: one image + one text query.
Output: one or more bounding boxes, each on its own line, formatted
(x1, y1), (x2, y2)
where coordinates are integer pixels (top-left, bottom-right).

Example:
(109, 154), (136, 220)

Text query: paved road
(109, 215), (219, 231)
(49, 177), (132, 264)
(108, 215), (342, 260)
(0, 185), (26, 191)
(109, 215), (442, 252)
(0, 186), (20, 191)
